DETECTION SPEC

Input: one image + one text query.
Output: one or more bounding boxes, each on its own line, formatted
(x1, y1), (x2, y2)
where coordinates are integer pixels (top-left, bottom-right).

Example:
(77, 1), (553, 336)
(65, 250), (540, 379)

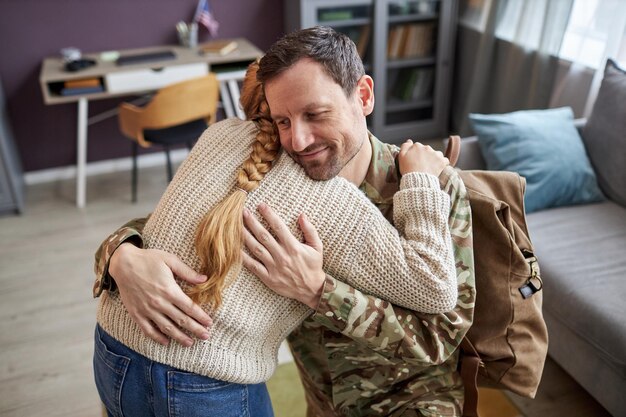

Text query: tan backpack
(444, 136), (548, 417)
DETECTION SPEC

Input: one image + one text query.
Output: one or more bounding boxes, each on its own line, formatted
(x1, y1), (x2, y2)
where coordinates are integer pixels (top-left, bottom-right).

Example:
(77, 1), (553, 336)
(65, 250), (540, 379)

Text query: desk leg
(76, 98), (88, 208)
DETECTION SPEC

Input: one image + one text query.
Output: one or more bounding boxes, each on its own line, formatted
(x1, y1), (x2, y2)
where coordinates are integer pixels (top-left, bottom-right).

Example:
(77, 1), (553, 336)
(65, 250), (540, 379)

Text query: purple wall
(0, 0), (284, 172)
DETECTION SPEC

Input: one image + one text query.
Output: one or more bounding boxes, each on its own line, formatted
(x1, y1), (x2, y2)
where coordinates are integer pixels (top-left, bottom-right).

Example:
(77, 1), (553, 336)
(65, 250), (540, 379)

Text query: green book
(319, 10), (353, 22)
(401, 69), (420, 101)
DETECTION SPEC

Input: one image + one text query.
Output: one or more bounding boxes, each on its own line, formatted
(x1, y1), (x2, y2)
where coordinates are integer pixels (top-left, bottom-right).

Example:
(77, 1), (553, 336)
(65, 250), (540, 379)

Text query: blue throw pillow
(469, 107), (604, 213)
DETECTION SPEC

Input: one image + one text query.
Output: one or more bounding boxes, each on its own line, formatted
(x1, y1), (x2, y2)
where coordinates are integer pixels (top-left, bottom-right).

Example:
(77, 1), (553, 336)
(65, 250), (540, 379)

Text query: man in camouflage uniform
(93, 27), (475, 416)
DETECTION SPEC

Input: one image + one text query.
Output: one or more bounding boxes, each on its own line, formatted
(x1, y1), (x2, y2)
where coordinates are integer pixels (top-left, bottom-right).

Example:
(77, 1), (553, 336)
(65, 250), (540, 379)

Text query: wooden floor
(0, 166), (613, 417)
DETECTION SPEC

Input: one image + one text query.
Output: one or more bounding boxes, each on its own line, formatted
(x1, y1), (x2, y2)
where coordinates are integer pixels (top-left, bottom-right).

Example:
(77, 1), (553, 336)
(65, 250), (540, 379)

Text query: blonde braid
(190, 62), (281, 308)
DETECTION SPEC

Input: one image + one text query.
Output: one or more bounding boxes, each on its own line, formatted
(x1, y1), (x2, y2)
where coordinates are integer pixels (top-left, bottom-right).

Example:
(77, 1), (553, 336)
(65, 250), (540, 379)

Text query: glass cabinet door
(285, 0), (456, 142)
(311, 1), (375, 70)
(384, 0), (441, 128)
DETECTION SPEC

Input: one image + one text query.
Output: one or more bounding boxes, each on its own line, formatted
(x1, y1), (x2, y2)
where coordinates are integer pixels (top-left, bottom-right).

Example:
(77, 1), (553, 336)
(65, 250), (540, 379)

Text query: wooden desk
(39, 38), (262, 207)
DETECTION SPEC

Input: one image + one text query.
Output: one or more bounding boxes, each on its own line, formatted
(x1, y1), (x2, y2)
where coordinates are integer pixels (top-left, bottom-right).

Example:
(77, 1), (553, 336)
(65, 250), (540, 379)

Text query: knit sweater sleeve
(311, 166), (474, 364)
(343, 171), (457, 314)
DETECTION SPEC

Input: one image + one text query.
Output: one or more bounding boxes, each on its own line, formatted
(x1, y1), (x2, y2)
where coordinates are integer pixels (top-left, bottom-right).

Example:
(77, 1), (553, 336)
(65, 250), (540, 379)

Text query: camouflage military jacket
(93, 134), (475, 417)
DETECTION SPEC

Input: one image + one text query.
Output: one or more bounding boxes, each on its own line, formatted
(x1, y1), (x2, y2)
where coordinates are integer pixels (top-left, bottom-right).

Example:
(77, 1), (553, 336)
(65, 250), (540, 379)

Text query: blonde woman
(93, 62), (458, 417)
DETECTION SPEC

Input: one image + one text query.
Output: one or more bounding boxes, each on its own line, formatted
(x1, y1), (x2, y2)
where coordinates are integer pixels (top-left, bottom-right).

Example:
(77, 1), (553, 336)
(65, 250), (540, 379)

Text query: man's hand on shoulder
(109, 243), (213, 346)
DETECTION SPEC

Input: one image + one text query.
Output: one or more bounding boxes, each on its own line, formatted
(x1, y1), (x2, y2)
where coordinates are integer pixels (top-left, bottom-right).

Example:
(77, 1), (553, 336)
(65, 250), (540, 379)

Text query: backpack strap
(460, 338), (481, 417)
(445, 135), (461, 167)
(446, 135), (481, 416)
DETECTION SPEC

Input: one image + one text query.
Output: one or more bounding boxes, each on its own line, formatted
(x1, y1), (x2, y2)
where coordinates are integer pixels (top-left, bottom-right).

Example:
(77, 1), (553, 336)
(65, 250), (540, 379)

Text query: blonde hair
(188, 62), (280, 308)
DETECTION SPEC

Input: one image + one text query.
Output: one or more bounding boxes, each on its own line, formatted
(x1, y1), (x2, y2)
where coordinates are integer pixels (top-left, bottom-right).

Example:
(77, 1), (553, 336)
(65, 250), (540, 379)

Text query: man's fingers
(299, 213), (323, 253)
(136, 291), (212, 344)
(135, 317), (170, 346)
(241, 251), (268, 280)
(175, 294), (213, 330)
(151, 314), (195, 347)
(256, 203), (299, 245)
(159, 252), (212, 335)
(243, 228), (272, 263)
(164, 299), (212, 341)
(152, 285), (213, 344)
(111, 246), (212, 348)
(163, 252), (207, 285)
(243, 207), (280, 252)
(147, 266), (212, 330)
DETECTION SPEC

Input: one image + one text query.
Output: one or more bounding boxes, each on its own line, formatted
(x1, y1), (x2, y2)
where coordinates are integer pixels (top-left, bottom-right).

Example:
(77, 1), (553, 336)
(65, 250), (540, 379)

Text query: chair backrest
(118, 73), (220, 146)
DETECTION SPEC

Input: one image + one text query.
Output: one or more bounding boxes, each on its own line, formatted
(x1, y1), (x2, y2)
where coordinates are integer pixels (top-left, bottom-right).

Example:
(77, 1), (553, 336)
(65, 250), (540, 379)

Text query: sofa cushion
(469, 107), (604, 213)
(526, 201), (626, 379)
(583, 59), (626, 208)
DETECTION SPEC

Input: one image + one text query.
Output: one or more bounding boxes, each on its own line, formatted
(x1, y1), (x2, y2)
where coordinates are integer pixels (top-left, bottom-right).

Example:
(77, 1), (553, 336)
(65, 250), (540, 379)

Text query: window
(558, 0), (626, 69)
(459, 0), (626, 68)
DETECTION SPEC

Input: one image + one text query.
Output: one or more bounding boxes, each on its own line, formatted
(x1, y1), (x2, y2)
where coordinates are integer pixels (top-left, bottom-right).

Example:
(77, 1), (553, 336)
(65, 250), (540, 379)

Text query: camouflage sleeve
(92, 215), (150, 298)
(311, 167), (475, 365)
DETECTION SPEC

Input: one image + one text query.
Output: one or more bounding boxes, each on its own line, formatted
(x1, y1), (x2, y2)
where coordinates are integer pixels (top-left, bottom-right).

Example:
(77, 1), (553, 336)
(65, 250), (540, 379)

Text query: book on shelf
(339, 25), (370, 62)
(403, 24), (420, 58)
(64, 78), (101, 89)
(60, 85), (105, 96)
(403, 69), (420, 101)
(411, 68), (434, 100)
(388, 25), (409, 59)
(391, 67), (435, 102)
(200, 39), (238, 56)
(388, 22), (437, 60)
(392, 68), (414, 100)
(319, 10), (353, 22)
(404, 23), (436, 58)
(356, 24), (371, 59)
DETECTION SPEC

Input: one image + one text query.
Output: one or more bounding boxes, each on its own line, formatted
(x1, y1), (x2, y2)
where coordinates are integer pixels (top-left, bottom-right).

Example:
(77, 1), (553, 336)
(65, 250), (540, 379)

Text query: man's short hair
(257, 26), (365, 97)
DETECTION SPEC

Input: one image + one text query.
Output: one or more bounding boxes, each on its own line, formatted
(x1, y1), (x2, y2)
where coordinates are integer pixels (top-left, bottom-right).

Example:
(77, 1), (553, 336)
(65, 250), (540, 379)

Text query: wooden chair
(117, 73), (219, 202)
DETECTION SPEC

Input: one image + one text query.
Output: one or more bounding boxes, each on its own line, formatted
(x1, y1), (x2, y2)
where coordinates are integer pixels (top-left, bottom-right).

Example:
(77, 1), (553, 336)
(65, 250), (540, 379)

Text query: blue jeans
(93, 325), (274, 417)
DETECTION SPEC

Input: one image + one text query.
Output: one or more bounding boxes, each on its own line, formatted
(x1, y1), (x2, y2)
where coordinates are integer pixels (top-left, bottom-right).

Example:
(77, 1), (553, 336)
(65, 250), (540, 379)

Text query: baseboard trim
(24, 149), (189, 185)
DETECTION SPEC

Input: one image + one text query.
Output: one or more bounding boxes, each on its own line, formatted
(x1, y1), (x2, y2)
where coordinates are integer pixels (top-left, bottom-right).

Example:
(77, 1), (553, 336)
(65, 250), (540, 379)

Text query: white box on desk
(105, 63), (208, 94)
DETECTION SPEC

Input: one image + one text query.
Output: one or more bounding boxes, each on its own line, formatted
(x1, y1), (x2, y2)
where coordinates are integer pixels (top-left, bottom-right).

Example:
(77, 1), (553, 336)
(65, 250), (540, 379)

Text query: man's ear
(356, 75), (375, 116)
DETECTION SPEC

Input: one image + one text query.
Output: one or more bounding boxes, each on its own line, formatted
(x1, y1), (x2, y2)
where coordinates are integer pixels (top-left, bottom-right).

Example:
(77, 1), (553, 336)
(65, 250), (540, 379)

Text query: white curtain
(452, 0), (575, 135)
(565, 0), (626, 116)
(547, 0), (626, 118)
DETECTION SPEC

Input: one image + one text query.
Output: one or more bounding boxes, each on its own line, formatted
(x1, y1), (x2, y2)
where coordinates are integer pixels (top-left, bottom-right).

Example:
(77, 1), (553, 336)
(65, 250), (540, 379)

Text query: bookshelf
(285, 0), (457, 143)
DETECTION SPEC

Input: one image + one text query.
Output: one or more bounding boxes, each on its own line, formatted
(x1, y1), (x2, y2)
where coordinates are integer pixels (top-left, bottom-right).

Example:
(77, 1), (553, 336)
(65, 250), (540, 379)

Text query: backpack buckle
(519, 252), (543, 299)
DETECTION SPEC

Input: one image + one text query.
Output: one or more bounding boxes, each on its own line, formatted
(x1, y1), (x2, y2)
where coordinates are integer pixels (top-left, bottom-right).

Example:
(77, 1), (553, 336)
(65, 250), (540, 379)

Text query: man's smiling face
(264, 58), (371, 180)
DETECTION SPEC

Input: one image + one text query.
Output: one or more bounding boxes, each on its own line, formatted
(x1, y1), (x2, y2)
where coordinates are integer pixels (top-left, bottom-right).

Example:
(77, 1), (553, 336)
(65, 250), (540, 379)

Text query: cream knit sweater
(97, 118), (456, 384)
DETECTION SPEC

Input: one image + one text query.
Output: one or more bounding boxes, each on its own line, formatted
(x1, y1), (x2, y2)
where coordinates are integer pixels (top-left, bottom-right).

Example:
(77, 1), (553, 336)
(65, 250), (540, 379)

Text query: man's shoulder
(360, 134), (401, 211)
(369, 134), (399, 155)
(368, 135), (400, 175)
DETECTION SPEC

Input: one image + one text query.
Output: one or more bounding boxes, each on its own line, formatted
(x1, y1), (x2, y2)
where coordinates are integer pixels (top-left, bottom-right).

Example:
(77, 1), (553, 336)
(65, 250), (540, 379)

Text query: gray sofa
(454, 119), (626, 417)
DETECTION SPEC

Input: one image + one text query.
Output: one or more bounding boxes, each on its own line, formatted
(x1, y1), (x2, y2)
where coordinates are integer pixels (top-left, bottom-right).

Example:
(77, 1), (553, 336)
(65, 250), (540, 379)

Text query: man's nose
(290, 121), (315, 152)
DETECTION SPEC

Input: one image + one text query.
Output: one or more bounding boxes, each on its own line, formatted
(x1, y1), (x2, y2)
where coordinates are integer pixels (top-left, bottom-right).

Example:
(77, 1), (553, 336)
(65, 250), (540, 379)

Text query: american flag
(194, 0), (219, 37)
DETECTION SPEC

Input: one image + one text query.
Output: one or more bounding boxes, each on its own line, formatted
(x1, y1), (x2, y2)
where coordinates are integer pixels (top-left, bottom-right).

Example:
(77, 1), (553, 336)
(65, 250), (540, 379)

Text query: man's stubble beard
(292, 140), (362, 181)
(297, 154), (342, 180)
